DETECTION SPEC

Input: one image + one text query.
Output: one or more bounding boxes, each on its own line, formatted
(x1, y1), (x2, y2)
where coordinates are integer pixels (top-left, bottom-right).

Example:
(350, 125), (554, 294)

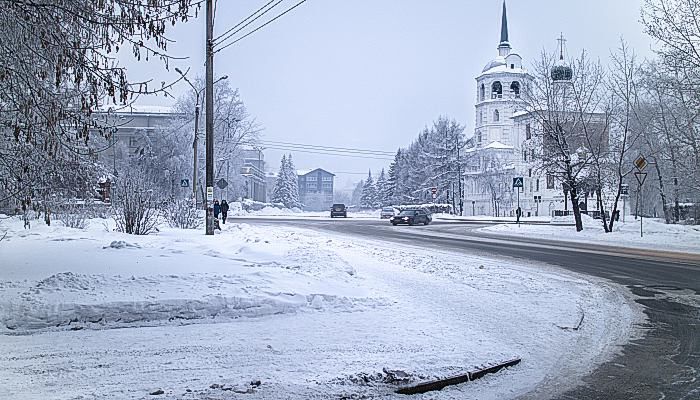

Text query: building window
(526, 124), (531, 139)
(493, 109), (500, 122)
(477, 131), (482, 144)
(479, 84), (485, 102)
(322, 183), (332, 190)
(479, 110), (484, 124)
(528, 169), (532, 177)
(307, 183), (317, 190)
(511, 63), (515, 69)
(531, 149), (535, 160)
(523, 150), (527, 162)
(307, 176), (317, 181)
(322, 176), (332, 181)
(536, 178), (540, 192)
(128, 137), (137, 147)
(510, 81), (521, 98)
(491, 81), (502, 99)
(547, 174), (555, 189)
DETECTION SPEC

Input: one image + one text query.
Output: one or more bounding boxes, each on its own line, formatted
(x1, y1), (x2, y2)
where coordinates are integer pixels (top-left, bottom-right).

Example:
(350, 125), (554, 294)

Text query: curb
(395, 358), (521, 395)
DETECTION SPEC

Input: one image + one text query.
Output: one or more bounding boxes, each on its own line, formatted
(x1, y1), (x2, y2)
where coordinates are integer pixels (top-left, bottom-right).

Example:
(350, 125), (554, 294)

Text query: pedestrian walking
(221, 199), (229, 224)
(213, 199), (221, 220)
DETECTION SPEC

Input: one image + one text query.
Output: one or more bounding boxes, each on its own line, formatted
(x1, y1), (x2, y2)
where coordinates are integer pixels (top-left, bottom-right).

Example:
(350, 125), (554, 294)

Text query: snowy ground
(0, 216), (644, 399)
(478, 214), (700, 254)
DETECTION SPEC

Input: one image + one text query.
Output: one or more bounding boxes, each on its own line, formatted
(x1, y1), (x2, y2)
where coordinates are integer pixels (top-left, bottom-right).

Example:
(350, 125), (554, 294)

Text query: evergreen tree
(271, 155), (288, 205)
(351, 179), (364, 206)
(285, 154), (302, 209)
(376, 169), (388, 207)
(360, 170), (378, 209)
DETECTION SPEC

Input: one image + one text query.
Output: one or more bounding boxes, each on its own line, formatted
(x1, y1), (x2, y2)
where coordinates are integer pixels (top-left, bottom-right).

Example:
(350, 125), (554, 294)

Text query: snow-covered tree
(270, 154), (301, 209)
(351, 179), (364, 206)
(360, 170), (378, 209)
(285, 155), (301, 209)
(0, 1), (198, 211)
(383, 117), (469, 206)
(376, 169), (389, 207)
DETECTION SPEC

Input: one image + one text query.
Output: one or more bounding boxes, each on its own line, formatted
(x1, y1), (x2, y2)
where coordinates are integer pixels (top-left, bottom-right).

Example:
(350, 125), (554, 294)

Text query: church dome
(551, 64), (572, 81)
(483, 56), (507, 73)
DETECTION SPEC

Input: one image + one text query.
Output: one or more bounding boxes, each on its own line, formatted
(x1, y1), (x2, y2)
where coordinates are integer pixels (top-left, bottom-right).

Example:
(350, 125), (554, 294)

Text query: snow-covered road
(0, 217), (644, 399)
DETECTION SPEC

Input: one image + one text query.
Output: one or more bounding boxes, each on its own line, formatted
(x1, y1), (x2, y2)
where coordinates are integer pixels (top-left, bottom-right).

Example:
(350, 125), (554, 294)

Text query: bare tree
(172, 78), (261, 200)
(0, 0), (199, 216)
(596, 39), (648, 232)
(526, 50), (610, 231)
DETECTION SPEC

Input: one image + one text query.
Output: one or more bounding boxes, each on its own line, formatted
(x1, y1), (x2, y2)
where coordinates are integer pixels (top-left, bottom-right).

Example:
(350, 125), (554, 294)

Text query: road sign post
(513, 177), (523, 226)
(634, 155), (648, 238)
(621, 183), (629, 223)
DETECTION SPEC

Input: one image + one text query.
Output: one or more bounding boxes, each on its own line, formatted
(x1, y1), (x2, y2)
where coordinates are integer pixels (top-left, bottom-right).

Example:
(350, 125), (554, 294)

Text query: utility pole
(193, 102), (200, 204)
(456, 137), (463, 216)
(205, 0), (215, 235)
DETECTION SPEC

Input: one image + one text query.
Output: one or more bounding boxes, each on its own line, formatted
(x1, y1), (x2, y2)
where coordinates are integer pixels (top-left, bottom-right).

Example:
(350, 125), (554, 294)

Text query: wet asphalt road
(234, 217), (700, 400)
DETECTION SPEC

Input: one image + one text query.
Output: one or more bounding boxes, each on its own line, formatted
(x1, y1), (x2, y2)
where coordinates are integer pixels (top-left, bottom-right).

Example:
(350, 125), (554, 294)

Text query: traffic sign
(180, 179), (189, 188)
(216, 178), (228, 190)
(621, 183), (629, 195)
(634, 154), (648, 171)
(513, 177), (524, 188)
(206, 186), (213, 201)
(634, 172), (647, 186)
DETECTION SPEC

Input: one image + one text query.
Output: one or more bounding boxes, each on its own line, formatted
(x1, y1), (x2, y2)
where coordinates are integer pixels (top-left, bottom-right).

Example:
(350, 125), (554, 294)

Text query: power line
(262, 145), (393, 160)
(214, 0), (309, 54)
(213, 0), (285, 46)
(258, 140), (396, 156)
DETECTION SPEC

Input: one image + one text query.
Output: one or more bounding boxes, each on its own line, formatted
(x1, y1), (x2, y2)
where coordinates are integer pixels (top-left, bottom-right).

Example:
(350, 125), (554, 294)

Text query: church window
(523, 150), (527, 162)
(479, 84), (485, 102)
(510, 81), (521, 98)
(511, 64), (515, 69)
(477, 131), (482, 144)
(493, 109), (500, 122)
(491, 81), (502, 99)
(536, 178), (540, 192)
(528, 168), (532, 177)
(547, 174), (555, 189)
(480, 110), (484, 124)
(526, 124), (531, 139)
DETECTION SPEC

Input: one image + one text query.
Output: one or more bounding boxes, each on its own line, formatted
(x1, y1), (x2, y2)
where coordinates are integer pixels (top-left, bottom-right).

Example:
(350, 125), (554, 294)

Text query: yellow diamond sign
(634, 155), (648, 171)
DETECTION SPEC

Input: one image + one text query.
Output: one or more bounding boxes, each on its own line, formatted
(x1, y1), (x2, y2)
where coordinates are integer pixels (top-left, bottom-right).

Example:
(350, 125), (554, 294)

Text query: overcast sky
(124, 0), (655, 190)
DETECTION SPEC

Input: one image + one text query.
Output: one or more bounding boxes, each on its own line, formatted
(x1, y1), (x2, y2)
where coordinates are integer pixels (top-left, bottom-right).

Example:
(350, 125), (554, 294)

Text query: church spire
(500, 0), (509, 44)
(497, 1), (511, 56)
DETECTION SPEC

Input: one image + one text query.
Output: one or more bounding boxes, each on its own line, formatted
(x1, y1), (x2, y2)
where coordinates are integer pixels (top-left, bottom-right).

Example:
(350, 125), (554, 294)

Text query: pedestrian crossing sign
(513, 177), (524, 188)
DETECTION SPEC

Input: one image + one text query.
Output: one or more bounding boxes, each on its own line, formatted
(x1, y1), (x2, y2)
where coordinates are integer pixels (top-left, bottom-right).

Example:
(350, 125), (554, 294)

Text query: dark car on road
(330, 203), (347, 218)
(390, 209), (431, 226)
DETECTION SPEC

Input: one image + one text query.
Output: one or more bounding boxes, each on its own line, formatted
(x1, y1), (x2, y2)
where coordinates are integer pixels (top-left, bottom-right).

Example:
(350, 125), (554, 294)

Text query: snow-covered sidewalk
(0, 216), (643, 399)
(477, 215), (700, 254)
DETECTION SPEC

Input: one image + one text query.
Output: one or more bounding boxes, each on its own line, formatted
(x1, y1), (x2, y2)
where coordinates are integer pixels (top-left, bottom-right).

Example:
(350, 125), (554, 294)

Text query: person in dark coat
(220, 199), (229, 224)
(213, 199), (221, 220)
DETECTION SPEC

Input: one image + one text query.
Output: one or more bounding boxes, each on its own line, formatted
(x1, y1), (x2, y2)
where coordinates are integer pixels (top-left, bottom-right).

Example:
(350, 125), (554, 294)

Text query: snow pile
(481, 215), (700, 253)
(0, 217), (382, 334)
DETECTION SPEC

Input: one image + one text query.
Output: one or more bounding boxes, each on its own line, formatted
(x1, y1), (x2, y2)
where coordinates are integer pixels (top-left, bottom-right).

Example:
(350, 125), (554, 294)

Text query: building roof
(100, 104), (175, 115)
(297, 168), (335, 177)
(483, 141), (514, 150)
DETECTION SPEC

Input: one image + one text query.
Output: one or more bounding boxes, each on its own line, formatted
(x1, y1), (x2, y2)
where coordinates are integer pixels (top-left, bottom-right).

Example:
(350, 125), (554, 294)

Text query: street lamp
(174, 68), (228, 207)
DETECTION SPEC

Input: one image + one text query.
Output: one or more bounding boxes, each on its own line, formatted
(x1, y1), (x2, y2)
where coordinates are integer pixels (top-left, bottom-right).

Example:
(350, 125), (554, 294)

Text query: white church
(463, 1), (602, 218)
